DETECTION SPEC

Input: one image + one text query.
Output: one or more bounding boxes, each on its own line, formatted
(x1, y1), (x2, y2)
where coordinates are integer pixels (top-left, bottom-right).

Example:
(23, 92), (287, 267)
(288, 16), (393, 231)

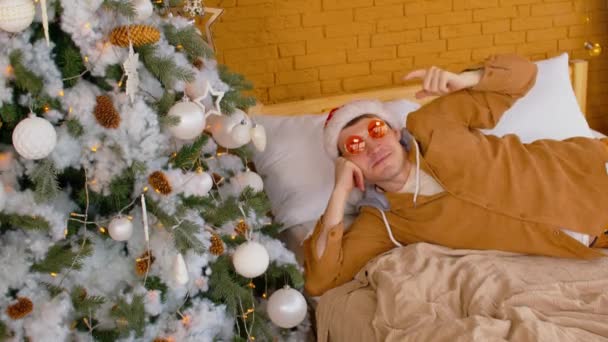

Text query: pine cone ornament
(94, 95), (121, 129)
(148, 171), (172, 195)
(235, 220), (249, 236)
(210, 234), (224, 255)
(6, 297), (33, 320)
(135, 250), (155, 276)
(109, 25), (160, 47)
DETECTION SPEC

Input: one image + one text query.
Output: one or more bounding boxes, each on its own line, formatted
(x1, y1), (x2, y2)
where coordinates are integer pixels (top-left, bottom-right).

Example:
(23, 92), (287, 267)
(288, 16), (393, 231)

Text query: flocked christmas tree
(0, 1), (309, 341)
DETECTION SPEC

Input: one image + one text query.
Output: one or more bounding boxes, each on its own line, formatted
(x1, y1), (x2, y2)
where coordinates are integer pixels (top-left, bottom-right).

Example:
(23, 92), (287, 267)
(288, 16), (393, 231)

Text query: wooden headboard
(250, 59), (589, 119)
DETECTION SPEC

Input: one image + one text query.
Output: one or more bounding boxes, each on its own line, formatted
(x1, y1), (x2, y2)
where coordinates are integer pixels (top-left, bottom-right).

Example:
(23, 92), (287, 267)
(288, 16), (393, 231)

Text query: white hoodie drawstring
(377, 137), (420, 248)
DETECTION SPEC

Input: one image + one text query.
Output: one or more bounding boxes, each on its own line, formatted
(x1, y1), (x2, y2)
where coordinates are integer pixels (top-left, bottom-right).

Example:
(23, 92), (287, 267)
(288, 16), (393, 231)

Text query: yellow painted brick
(238, 0), (272, 5)
(247, 73), (275, 88)
(494, 31), (526, 45)
(323, 0), (374, 10)
(530, 2), (572, 16)
(568, 24), (606, 38)
(230, 60), (278, 75)
(526, 27), (568, 42)
(482, 19), (510, 34)
(224, 45), (278, 64)
(499, 0), (541, 5)
(206, 0), (236, 6)
(325, 22), (375, 37)
(371, 30), (420, 47)
(343, 73), (393, 91)
(347, 46), (396, 62)
(447, 35), (494, 49)
(264, 15), (301, 30)
(511, 17), (552, 31)
(252, 88), (269, 104)
(214, 18), (265, 33)
(358, 35), (371, 48)
(398, 40), (447, 56)
(377, 15), (426, 32)
(440, 23), (481, 38)
(427, 11), (473, 26)
(222, 4), (276, 21)
(528, 53), (548, 61)
(319, 62), (370, 80)
(302, 10), (353, 27)
(414, 50), (472, 67)
(276, 0), (322, 14)
(267, 27), (324, 44)
(558, 37), (587, 50)
(371, 58), (414, 73)
(573, 0), (607, 12)
(473, 6), (518, 21)
(321, 80), (343, 94)
(413, 53), (439, 67)
(516, 40), (557, 55)
(375, 0), (421, 4)
(307, 37), (358, 54)
(472, 45), (517, 60)
(440, 50), (473, 63)
(277, 58), (294, 72)
(279, 42), (306, 57)
(443, 62), (473, 72)
(276, 69), (319, 85)
(405, 0), (453, 15)
(354, 5), (404, 21)
(422, 27), (439, 41)
(295, 51), (346, 69)
(553, 13), (586, 27)
(454, 0), (498, 9)
(214, 31), (268, 49)
(517, 5), (530, 17)
(269, 82), (322, 102)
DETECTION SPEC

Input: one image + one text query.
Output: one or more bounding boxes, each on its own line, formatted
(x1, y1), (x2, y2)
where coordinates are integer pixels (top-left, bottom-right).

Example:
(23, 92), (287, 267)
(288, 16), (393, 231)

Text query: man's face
(337, 117), (406, 185)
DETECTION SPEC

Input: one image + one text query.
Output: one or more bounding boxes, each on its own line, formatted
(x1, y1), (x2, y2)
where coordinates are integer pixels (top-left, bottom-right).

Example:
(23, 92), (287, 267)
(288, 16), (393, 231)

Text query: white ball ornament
(12, 114), (57, 160)
(232, 241), (269, 278)
(184, 171), (213, 197)
(108, 217), (134, 241)
(167, 101), (206, 140)
(0, 0), (35, 33)
(207, 110), (253, 149)
(267, 285), (307, 329)
(132, 0), (153, 21)
(231, 170), (263, 193)
(172, 253), (189, 286)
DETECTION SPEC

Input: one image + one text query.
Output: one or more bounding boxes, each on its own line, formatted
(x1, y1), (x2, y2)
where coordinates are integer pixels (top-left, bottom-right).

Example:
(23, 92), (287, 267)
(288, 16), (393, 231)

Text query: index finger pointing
(403, 69), (427, 81)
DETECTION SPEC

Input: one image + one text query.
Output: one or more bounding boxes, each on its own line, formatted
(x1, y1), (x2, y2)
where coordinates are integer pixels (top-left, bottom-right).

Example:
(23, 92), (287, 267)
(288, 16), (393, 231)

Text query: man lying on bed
(303, 53), (608, 297)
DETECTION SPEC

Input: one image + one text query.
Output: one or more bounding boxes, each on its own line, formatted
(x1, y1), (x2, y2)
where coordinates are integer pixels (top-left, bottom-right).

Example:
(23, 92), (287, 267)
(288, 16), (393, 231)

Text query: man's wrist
(460, 69), (484, 88)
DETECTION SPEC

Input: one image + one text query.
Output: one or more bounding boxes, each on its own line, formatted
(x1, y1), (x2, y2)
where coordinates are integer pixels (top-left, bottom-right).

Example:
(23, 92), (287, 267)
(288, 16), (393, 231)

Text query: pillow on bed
(252, 53), (593, 232)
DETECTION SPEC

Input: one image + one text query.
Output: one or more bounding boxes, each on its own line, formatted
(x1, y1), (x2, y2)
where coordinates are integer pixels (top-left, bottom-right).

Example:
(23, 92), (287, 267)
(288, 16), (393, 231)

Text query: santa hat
(323, 99), (401, 159)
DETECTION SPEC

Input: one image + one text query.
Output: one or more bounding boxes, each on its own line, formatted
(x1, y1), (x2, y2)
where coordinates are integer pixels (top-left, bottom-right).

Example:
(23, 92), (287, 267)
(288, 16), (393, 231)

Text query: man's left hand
(403, 66), (483, 99)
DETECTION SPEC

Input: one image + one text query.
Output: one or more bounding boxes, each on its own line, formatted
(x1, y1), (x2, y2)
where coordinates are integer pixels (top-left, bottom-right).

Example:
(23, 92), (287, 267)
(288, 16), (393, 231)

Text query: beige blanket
(316, 243), (608, 342)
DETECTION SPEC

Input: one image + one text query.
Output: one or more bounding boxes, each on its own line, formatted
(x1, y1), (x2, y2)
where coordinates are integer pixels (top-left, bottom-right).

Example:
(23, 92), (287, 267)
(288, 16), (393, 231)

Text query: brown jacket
(303, 54), (608, 297)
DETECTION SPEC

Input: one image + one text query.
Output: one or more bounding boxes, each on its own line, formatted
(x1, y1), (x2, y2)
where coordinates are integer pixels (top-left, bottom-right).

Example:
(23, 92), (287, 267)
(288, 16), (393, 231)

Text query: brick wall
(205, 0), (608, 132)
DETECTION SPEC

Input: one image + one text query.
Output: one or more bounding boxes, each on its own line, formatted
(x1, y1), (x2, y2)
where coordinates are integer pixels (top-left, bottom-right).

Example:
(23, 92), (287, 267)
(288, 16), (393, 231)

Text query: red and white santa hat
(323, 99), (401, 159)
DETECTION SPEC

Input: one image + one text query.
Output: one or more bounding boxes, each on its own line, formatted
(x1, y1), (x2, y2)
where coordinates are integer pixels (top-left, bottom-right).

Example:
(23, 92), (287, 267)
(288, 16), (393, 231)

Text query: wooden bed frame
(250, 59), (589, 119)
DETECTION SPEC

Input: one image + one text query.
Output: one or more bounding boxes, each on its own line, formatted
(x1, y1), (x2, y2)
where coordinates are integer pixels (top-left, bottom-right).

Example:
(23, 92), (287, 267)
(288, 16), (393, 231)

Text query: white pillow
(253, 53), (594, 231)
(480, 53), (593, 141)
(252, 100), (420, 229)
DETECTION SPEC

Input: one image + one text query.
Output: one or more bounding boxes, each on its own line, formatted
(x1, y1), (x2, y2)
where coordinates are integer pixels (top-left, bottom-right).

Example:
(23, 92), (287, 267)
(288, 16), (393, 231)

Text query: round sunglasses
(343, 119), (388, 155)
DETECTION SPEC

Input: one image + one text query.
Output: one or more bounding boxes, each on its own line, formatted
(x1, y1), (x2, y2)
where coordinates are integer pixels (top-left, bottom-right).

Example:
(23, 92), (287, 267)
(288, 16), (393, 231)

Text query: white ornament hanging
(40, 0), (49, 46)
(183, 0), (204, 17)
(132, 0), (153, 21)
(231, 170), (263, 193)
(207, 109), (253, 149)
(167, 99), (206, 140)
(108, 217), (134, 241)
(232, 241), (269, 278)
(0, 180), (6, 212)
(172, 253), (189, 285)
(12, 114), (57, 160)
(185, 80), (224, 117)
(267, 285), (307, 329)
(183, 171), (213, 197)
(123, 43), (140, 104)
(0, 0), (35, 33)
(250, 123), (266, 152)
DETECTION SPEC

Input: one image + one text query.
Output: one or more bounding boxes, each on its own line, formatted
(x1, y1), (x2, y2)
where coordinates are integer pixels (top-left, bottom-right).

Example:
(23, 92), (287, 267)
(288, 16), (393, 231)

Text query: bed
(249, 54), (608, 341)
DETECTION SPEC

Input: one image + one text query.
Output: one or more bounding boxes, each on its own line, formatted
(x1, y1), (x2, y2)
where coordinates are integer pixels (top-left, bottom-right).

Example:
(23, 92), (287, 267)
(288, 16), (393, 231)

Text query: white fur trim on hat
(323, 99), (401, 159)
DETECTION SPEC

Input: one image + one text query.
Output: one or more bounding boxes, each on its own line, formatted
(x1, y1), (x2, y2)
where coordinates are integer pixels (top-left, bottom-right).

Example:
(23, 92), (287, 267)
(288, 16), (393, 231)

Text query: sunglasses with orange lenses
(343, 119), (388, 155)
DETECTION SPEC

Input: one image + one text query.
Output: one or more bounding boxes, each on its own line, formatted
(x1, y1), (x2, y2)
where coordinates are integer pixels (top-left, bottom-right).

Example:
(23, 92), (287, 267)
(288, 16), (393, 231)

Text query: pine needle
(0, 213), (50, 232)
(138, 45), (195, 90)
(71, 286), (106, 316)
(31, 240), (93, 274)
(164, 25), (214, 61)
(101, 0), (136, 19)
(31, 159), (60, 203)
(109, 295), (145, 337)
(9, 50), (43, 95)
